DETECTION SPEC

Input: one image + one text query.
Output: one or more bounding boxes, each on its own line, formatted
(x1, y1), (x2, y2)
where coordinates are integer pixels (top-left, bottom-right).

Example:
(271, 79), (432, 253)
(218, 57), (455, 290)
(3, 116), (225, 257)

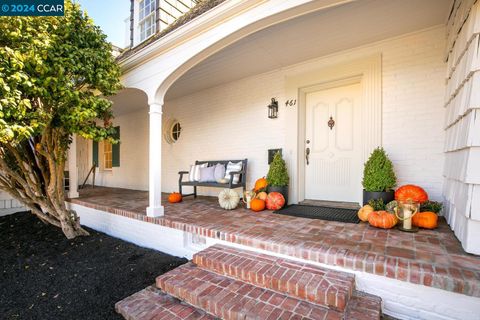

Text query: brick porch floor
(70, 186), (480, 298)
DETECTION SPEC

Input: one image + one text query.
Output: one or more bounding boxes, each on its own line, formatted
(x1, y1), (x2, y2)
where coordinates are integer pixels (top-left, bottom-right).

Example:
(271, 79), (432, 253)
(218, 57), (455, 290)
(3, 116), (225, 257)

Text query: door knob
(306, 147), (310, 165)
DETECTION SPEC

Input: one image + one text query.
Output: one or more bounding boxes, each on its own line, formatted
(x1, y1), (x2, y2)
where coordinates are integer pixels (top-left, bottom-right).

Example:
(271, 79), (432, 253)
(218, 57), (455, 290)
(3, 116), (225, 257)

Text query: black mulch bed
(0, 212), (188, 320)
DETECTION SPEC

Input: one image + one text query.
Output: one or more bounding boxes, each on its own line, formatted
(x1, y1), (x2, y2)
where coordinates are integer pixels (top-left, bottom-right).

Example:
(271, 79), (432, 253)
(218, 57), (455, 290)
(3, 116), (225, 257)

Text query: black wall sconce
(267, 98), (278, 119)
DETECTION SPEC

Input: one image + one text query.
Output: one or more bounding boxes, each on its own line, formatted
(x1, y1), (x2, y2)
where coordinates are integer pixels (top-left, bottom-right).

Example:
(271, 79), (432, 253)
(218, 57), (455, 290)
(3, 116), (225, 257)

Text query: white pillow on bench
(188, 163), (207, 181)
(224, 161), (243, 184)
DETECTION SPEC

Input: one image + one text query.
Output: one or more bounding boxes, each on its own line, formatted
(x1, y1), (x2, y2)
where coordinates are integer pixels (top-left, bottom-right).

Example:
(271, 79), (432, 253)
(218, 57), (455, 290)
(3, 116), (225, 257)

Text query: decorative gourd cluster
(248, 177), (286, 212)
(358, 184), (442, 230)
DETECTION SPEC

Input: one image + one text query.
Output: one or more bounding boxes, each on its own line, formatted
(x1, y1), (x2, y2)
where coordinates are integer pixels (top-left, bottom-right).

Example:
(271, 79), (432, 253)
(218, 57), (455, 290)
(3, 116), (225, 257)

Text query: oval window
(164, 118), (182, 144)
(171, 122), (181, 141)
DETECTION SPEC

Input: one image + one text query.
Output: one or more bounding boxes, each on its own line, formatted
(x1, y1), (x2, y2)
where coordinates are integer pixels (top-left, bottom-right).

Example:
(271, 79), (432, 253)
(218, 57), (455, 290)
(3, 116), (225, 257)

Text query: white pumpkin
(218, 189), (240, 210)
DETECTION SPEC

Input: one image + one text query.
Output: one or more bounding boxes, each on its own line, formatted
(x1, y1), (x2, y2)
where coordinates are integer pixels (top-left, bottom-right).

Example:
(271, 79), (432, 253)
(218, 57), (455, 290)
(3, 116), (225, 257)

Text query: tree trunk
(60, 209), (89, 239)
(0, 129), (90, 239)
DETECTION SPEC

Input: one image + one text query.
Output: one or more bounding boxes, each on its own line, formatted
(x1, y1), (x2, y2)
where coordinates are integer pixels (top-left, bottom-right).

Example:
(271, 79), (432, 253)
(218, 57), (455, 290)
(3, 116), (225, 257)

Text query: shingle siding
(442, 0), (480, 254)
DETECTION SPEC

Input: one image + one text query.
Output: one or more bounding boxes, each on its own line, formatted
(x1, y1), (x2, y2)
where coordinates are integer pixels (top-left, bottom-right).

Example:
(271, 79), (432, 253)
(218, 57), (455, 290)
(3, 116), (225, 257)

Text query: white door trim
(285, 54), (382, 204)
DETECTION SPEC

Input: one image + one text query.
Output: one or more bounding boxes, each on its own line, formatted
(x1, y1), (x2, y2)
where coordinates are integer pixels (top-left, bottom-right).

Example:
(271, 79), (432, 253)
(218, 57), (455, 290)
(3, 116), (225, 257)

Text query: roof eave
(118, 0), (258, 73)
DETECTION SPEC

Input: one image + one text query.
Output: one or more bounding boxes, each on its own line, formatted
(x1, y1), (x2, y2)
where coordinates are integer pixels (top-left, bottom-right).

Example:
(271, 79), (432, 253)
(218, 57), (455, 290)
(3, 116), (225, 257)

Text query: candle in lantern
(403, 208), (412, 230)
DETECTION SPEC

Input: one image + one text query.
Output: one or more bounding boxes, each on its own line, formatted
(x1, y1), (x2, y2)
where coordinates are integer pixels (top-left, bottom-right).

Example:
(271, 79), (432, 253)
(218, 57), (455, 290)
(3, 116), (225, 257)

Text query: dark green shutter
(92, 141), (99, 167)
(112, 126), (120, 167)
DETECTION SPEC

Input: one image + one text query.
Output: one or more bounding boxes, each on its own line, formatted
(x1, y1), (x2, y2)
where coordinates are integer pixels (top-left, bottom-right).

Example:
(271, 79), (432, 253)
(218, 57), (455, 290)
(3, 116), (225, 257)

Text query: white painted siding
(442, 0), (480, 254)
(162, 27), (446, 200)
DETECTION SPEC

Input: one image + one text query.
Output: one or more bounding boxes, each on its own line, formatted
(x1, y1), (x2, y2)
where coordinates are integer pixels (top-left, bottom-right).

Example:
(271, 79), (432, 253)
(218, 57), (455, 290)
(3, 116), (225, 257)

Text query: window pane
(104, 143), (112, 169)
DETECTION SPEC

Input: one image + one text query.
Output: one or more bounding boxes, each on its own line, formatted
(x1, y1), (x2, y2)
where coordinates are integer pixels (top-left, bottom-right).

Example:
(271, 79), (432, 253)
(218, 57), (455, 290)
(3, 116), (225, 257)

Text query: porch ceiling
(109, 88), (148, 116)
(165, 0), (452, 100)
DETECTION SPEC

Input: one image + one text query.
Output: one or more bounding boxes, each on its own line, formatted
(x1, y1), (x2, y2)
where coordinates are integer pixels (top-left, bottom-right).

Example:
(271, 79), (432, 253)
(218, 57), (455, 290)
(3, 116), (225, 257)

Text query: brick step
(156, 262), (381, 320)
(115, 285), (214, 320)
(192, 244), (355, 311)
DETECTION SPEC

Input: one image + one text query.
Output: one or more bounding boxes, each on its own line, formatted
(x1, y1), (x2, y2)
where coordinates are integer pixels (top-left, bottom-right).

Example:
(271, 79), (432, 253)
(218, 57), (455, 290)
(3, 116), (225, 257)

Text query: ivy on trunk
(0, 1), (122, 238)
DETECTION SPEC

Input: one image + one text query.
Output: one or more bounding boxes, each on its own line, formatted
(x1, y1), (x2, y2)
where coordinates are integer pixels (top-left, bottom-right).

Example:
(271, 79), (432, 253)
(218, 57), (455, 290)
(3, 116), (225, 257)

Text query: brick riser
(193, 244), (355, 311)
(115, 286), (214, 320)
(116, 244), (382, 320)
(156, 262), (381, 320)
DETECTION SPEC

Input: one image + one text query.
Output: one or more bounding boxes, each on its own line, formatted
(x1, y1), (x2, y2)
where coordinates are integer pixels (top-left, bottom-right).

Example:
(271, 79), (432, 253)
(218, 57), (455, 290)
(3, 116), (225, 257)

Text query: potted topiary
(362, 147), (397, 205)
(266, 152), (289, 204)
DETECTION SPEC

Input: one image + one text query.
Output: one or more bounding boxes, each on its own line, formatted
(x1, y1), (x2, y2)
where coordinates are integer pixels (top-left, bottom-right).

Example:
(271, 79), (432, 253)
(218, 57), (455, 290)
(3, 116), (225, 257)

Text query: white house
(69, 0), (480, 253)
(64, 1), (480, 318)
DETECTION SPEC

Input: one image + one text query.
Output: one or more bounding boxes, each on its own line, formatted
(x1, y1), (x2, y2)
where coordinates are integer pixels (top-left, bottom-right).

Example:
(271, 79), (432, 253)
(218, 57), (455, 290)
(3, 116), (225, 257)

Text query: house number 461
(285, 99), (297, 107)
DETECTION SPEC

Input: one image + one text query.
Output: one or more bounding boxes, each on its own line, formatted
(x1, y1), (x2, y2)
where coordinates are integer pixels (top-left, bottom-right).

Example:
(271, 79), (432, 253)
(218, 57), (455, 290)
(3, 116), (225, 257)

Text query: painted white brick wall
(0, 190), (25, 216)
(78, 108), (150, 191)
(82, 27), (446, 204)
(163, 27), (446, 200)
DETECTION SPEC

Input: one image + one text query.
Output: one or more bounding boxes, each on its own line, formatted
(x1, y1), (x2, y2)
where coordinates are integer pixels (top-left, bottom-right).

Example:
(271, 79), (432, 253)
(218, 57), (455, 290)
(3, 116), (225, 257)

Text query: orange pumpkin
(254, 177), (268, 192)
(256, 191), (268, 201)
(265, 192), (285, 210)
(412, 211), (438, 229)
(250, 198), (266, 212)
(168, 192), (182, 203)
(358, 205), (374, 222)
(395, 185), (428, 204)
(368, 211), (398, 229)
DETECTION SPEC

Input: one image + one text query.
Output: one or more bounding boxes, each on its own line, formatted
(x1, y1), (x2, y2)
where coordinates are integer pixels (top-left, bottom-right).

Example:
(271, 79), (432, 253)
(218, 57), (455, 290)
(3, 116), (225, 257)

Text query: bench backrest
(195, 159), (248, 184)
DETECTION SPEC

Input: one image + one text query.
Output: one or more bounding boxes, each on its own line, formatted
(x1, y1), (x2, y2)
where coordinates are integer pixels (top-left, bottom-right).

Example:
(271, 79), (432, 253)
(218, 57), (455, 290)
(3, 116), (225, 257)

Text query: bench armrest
(178, 171), (189, 183)
(228, 170), (245, 185)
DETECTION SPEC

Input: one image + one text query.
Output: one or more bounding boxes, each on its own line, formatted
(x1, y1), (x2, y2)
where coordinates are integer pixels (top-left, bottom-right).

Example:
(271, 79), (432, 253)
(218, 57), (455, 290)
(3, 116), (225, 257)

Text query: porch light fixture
(267, 98), (278, 119)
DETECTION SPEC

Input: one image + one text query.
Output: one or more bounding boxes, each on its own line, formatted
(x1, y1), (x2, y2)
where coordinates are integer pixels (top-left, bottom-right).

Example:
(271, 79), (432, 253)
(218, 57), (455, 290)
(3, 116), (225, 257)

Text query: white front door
(304, 83), (362, 203)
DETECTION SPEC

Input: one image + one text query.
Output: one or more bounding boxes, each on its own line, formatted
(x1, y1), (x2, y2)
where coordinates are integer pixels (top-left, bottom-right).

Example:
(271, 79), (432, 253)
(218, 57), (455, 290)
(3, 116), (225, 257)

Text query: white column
(68, 135), (79, 198)
(146, 102), (165, 217)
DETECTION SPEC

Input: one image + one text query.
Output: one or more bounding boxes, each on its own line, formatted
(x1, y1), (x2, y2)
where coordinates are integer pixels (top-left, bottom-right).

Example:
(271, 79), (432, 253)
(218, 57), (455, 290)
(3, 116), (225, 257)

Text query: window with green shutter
(92, 141), (99, 167)
(112, 126), (120, 167)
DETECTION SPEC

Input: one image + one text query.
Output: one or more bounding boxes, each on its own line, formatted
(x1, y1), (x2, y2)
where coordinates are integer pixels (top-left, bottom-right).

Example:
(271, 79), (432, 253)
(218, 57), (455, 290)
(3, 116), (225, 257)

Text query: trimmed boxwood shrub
(362, 147), (397, 192)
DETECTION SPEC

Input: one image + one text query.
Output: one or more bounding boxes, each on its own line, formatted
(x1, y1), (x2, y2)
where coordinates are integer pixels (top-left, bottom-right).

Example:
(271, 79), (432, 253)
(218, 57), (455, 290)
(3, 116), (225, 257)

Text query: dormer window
(129, 0), (199, 47)
(138, 0), (156, 42)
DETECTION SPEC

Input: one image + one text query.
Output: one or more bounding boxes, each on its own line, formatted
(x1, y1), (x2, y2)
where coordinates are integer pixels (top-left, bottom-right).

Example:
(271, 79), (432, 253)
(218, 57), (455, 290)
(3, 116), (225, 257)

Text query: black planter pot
(363, 190), (395, 205)
(267, 185), (288, 205)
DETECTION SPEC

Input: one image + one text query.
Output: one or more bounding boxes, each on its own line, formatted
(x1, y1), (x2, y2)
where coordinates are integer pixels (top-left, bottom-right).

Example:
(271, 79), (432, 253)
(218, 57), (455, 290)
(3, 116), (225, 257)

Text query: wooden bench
(178, 159), (248, 198)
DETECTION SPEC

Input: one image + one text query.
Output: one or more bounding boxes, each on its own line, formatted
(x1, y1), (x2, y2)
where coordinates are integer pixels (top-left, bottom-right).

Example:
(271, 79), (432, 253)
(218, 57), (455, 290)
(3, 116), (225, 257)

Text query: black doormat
(274, 204), (360, 224)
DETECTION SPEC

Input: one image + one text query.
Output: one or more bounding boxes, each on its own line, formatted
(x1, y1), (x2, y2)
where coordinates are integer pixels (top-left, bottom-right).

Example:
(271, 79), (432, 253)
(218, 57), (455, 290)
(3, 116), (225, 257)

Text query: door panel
(305, 83), (361, 203)
(311, 102), (329, 153)
(335, 98), (354, 151)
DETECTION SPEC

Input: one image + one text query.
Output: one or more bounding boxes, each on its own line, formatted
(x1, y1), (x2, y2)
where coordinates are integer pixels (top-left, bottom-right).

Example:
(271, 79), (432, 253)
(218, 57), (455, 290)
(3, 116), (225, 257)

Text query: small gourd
(254, 177), (268, 192)
(385, 200), (398, 214)
(412, 211), (438, 229)
(168, 192), (182, 203)
(368, 211), (398, 229)
(250, 198), (266, 212)
(218, 189), (240, 210)
(358, 205), (374, 222)
(256, 191), (268, 200)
